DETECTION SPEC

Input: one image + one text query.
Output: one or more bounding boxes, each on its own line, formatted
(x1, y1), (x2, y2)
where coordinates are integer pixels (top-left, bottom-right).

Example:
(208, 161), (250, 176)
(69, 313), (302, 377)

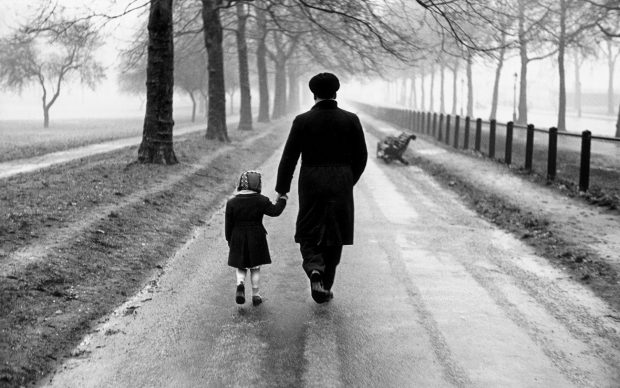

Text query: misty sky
(0, 0), (618, 135)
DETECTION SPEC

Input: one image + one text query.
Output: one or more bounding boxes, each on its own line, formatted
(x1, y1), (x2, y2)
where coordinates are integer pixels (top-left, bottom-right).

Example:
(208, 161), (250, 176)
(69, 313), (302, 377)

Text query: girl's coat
(225, 193), (286, 268)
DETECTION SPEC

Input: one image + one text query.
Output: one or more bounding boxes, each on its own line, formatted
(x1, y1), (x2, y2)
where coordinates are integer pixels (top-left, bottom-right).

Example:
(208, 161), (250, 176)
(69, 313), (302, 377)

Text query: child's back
(225, 170), (287, 305)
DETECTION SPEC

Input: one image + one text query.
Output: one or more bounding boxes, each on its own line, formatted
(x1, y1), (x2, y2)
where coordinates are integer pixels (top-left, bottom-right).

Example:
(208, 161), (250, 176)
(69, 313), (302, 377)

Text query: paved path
(0, 121), (226, 180)
(41, 122), (620, 387)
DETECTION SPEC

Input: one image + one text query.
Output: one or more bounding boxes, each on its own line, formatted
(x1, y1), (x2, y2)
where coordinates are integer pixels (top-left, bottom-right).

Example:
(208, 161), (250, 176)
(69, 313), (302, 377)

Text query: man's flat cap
(309, 73), (340, 99)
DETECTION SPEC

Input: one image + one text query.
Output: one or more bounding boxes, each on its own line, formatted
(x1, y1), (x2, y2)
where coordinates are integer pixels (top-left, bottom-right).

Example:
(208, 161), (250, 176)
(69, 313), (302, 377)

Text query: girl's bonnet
(237, 170), (262, 193)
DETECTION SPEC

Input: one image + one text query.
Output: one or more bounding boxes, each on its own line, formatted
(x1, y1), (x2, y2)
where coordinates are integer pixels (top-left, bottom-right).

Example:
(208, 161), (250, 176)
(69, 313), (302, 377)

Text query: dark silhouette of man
(275, 72), (368, 303)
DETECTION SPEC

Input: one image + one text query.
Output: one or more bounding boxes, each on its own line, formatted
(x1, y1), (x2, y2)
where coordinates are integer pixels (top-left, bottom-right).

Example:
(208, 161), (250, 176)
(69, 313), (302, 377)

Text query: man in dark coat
(275, 72), (368, 303)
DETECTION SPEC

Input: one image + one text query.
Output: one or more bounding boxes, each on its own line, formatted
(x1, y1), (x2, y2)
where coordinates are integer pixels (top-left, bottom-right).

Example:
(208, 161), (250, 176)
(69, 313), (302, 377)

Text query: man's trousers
(299, 242), (343, 291)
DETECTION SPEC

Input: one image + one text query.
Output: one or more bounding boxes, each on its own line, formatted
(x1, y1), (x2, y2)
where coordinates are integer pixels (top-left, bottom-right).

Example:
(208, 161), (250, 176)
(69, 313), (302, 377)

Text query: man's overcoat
(275, 100), (367, 246)
(225, 193), (286, 268)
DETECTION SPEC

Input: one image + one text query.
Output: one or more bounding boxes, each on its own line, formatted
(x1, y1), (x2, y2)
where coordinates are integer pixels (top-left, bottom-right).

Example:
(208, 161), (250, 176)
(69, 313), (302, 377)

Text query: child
(225, 170), (287, 306)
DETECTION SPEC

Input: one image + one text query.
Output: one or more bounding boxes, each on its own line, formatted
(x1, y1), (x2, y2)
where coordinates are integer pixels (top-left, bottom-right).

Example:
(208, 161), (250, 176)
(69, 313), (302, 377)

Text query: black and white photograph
(1, 0), (619, 387)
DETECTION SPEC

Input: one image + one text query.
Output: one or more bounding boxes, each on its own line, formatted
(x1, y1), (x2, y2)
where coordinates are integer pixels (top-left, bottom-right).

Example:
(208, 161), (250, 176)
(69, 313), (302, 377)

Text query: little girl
(225, 170), (287, 306)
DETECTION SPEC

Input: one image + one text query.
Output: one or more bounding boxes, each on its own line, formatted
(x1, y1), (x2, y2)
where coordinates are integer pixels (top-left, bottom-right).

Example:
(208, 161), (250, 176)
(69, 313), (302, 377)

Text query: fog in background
(1, 0), (619, 135)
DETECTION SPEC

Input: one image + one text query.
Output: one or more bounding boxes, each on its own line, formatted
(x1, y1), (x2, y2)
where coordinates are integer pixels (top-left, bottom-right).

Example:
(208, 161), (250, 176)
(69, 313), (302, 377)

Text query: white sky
(0, 1), (618, 122)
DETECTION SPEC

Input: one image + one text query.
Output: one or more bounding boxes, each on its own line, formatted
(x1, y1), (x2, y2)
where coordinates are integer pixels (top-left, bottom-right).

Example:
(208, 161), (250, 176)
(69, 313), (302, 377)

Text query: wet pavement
(40, 122), (620, 387)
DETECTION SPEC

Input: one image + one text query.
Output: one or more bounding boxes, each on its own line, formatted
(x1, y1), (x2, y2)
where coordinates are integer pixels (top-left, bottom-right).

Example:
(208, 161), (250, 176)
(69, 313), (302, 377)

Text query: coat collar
(311, 99), (338, 110)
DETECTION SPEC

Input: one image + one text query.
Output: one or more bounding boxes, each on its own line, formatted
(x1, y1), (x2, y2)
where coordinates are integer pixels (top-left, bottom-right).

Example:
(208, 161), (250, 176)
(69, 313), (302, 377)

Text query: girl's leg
(236, 268), (247, 285)
(250, 267), (260, 295)
(235, 268), (247, 304)
(250, 267), (262, 305)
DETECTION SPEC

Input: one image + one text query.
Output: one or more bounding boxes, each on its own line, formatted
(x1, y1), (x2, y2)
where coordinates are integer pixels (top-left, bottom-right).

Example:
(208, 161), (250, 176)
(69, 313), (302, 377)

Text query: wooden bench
(376, 132), (416, 165)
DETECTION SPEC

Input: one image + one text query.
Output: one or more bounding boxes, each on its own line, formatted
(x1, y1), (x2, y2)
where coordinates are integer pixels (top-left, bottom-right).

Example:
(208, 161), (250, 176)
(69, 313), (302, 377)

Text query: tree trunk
(229, 91), (235, 114)
(43, 106), (50, 128)
(490, 35), (506, 120)
(557, 0), (567, 132)
(399, 78), (407, 106)
(272, 59), (287, 119)
(574, 50), (582, 118)
(199, 94), (206, 116)
(517, 0), (528, 125)
(411, 76), (417, 109)
(288, 63), (300, 113)
(439, 63), (445, 114)
(189, 90), (196, 122)
(452, 59), (459, 115)
(255, 15), (269, 122)
(138, 0), (177, 164)
(420, 69), (426, 111)
(616, 103), (620, 137)
(466, 51), (473, 118)
(607, 40), (616, 115)
(202, 0), (229, 142)
(200, 91), (208, 118)
(429, 63), (435, 112)
(236, 3), (252, 130)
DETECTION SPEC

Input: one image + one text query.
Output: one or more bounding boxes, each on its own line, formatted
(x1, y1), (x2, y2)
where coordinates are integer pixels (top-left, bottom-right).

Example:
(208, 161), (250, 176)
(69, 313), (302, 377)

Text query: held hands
(277, 193), (288, 201)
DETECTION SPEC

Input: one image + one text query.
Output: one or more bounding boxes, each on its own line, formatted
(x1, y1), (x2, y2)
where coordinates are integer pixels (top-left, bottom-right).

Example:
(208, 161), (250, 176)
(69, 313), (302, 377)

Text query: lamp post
(460, 78), (464, 116)
(513, 72), (518, 123)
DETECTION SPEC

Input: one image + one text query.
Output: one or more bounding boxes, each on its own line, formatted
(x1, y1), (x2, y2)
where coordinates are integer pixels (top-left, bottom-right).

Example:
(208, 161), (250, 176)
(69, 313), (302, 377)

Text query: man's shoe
(235, 283), (245, 304)
(252, 295), (262, 306)
(310, 271), (329, 304)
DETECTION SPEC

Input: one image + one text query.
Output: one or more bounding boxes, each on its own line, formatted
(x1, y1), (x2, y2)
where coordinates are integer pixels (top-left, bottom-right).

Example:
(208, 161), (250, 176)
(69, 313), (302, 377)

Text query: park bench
(376, 132), (417, 165)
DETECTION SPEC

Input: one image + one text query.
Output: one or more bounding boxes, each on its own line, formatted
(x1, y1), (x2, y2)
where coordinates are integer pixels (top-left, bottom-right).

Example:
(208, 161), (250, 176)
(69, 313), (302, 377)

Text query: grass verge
(0, 121), (288, 387)
(0, 115), (197, 163)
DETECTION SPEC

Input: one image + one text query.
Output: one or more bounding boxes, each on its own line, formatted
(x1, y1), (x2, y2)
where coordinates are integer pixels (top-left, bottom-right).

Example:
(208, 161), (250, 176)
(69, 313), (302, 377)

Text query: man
(275, 72), (368, 304)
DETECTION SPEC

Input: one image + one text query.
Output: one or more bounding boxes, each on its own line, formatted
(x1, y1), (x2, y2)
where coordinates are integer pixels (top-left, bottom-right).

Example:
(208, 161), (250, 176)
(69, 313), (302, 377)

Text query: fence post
(579, 130), (591, 192)
(438, 114), (444, 142)
(419, 111), (423, 132)
(416, 111), (421, 132)
(505, 121), (514, 165)
(547, 127), (558, 181)
(445, 115), (451, 145)
(432, 113), (438, 137)
(427, 112), (432, 134)
(454, 115), (460, 148)
(489, 119), (496, 158)
(464, 116), (470, 149)
(475, 118), (482, 151)
(525, 124), (534, 171)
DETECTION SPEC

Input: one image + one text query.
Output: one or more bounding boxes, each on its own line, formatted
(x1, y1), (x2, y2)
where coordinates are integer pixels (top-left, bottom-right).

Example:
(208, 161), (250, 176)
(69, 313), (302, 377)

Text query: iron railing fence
(354, 102), (620, 195)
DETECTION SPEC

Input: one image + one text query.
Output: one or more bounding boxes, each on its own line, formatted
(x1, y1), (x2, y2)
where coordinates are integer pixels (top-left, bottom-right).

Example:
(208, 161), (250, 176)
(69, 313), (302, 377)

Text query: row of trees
(1, 0), (618, 160)
(135, 0), (424, 163)
(401, 0), (620, 135)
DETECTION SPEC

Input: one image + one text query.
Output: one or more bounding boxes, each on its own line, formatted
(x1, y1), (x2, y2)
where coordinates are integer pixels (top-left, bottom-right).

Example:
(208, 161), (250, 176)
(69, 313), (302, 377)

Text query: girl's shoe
(252, 295), (262, 306)
(235, 283), (245, 304)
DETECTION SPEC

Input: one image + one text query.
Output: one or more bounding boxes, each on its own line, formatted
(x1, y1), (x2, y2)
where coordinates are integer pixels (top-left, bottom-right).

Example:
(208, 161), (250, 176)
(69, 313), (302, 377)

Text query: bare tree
(600, 37), (620, 115)
(176, 35), (208, 123)
(202, 0), (230, 142)
(254, 0), (271, 123)
(0, 18), (104, 128)
(489, 32), (507, 120)
(138, 0), (177, 164)
(235, 2), (253, 130)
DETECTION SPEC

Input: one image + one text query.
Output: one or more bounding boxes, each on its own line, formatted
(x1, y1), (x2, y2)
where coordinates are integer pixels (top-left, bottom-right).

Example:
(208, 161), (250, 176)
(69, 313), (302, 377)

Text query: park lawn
(0, 114), (196, 163)
(0, 121), (289, 387)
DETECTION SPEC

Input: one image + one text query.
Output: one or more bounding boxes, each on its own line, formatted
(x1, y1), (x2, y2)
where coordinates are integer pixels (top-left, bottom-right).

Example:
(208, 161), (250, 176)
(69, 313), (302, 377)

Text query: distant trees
(175, 35), (208, 123)
(0, 18), (104, 128)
